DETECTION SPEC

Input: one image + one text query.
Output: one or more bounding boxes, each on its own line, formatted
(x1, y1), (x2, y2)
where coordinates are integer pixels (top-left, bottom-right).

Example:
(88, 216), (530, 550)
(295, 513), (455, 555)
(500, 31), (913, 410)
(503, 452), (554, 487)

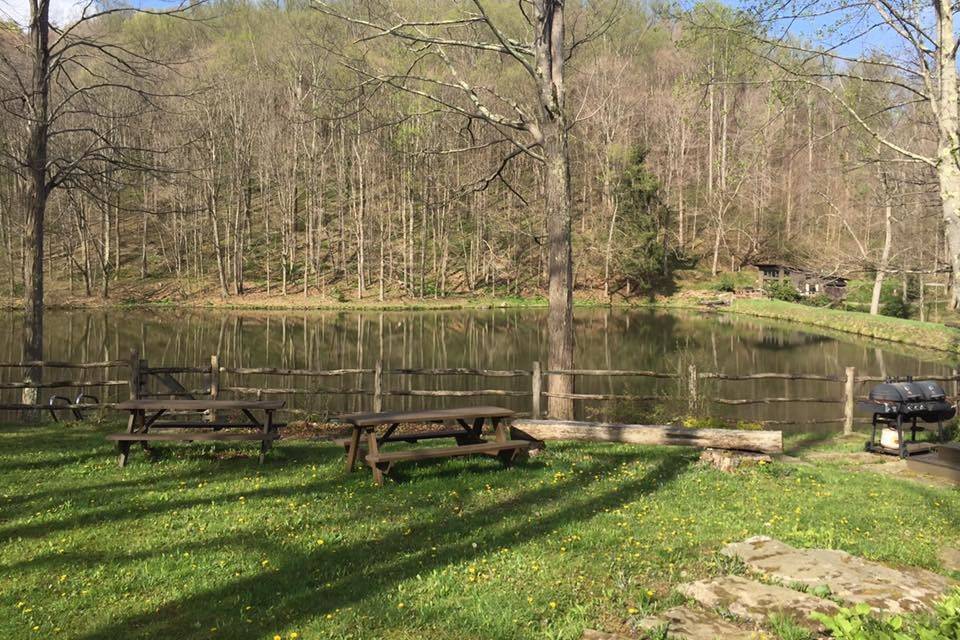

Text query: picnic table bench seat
(106, 432), (281, 442)
(338, 405), (526, 484)
(109, 399), (284, 466)
(334, 428), (492, 451)
(365, 440), (530, 472)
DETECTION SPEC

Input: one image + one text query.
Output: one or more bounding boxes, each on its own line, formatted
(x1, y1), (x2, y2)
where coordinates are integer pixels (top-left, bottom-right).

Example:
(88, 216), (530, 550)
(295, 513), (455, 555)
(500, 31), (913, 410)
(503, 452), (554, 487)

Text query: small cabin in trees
(752, 263), (848, 300)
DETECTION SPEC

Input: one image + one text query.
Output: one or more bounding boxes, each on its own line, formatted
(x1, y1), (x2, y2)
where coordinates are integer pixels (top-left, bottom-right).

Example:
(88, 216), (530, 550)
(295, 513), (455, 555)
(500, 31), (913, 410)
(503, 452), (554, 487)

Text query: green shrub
(707, 271), (756, 292)
(881, 297), (911, 319)
(930, 589), (960, 639)
(765, 280), (801, 302)
(810, 589), (960, 639)
(803, 294), (834, 308)
(811, 603), (910, 639)
(712, 273), (738, 292)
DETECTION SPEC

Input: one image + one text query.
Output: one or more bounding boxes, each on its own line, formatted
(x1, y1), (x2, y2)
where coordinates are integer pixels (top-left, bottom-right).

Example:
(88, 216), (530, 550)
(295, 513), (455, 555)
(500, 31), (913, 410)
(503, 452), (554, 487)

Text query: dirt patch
(803, 450), (956, 488)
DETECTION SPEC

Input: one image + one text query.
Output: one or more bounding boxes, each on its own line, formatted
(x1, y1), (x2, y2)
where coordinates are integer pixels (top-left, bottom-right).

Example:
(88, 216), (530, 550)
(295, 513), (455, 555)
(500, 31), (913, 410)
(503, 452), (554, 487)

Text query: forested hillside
(0, 0), (946, 302)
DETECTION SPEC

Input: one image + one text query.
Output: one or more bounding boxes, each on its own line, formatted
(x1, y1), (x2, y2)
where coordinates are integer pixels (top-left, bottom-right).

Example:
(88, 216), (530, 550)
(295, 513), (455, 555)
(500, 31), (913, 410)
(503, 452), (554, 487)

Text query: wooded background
(0, 0), (947, 302)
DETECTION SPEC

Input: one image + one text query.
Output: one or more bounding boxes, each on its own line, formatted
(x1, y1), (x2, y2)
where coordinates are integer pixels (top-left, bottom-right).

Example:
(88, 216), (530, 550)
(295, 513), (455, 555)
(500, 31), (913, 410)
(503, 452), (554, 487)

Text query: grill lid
(916, 380), (947, 401)
(869, 382), (925, 403)
(859, 379), (955, 423)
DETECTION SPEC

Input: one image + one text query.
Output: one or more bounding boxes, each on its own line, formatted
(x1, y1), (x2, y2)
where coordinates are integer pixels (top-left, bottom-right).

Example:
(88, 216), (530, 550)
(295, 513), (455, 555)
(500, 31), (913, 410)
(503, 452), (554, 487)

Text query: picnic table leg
(365, 427), (385, 486)
(345, 427), (362, 472)
(455, 418), (485, 446)
(118, 410), (140, 467)
(492, 418), (517, 466)
(258, 410), (273, 464)
(139, 410), (155, 456)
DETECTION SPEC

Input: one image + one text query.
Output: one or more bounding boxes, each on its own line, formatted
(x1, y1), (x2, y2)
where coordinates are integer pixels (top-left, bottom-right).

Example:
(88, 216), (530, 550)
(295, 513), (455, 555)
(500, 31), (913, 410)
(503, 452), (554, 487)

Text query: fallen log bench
(510, 419), (783, 455)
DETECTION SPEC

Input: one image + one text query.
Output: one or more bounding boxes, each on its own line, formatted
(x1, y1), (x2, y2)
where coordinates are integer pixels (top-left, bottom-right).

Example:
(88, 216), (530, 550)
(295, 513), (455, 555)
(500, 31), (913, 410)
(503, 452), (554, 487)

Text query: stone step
(678, 575), (838, 630)
(722, 536), (955, 614)
(637, 606), (758, 640)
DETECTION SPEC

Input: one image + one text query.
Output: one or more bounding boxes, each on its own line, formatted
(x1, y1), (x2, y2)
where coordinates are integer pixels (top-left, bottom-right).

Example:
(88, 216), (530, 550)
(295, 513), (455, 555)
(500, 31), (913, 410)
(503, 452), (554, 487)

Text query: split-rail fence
(1, 350), (957, 432)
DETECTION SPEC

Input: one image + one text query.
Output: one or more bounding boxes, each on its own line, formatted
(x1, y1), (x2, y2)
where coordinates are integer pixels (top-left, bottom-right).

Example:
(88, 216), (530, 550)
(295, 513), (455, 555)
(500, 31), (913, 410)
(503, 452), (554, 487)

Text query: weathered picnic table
(338, 406), (530, 485)
(108, 399), (285, 467)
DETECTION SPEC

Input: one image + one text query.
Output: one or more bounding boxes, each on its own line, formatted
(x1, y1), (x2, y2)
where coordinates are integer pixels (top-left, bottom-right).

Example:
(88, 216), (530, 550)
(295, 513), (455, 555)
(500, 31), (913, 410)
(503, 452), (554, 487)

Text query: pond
(0, 307), (954, 432)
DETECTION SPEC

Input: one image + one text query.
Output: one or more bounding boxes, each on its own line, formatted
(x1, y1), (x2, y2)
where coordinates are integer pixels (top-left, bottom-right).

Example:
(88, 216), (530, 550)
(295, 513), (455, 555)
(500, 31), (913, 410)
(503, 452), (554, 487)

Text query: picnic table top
(115, 399), (285, 411)
(339, 406), (514, 428)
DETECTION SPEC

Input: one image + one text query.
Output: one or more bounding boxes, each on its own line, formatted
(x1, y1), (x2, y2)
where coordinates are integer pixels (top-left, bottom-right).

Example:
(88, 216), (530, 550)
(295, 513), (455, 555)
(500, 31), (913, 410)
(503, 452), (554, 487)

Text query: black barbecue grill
(857, 377), (955, 458)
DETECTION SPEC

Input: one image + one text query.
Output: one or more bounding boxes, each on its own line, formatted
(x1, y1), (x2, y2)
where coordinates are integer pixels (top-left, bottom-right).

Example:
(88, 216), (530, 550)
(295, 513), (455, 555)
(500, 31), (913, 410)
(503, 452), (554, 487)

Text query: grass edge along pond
(1, 422), (958, 640)
(727, 299), (960, 356)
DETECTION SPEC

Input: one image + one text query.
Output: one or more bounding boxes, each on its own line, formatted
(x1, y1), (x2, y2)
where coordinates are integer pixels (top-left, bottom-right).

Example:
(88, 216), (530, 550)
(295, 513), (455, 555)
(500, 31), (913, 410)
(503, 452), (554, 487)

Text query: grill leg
(897, 415), (906, 458)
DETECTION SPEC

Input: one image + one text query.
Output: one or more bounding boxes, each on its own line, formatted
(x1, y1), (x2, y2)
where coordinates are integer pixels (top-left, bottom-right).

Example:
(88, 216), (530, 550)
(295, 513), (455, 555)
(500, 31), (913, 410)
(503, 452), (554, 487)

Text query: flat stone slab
(678, 575), (838, 630)
(722, 536), (955, 614)
(942, 547), (960, 573)
(637, 606), (757, 640)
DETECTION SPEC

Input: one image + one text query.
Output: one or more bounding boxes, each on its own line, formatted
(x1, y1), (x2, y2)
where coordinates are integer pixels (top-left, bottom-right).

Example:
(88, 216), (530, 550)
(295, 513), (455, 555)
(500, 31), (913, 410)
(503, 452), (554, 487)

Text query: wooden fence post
(687, 363), (698, 414)
(843, 366), (856, 435)
(952, 368), (958, 399)
(373, 359), (383, 412)
(128, 348), (141, 400)
(209, 353), (220, 422)
(531, 361), (542, 419)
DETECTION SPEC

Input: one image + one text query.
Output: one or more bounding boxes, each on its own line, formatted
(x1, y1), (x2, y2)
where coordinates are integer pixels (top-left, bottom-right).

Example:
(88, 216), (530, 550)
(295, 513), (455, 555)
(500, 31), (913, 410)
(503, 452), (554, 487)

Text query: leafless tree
(734, 0), (960, 307)
(314, 0), (618, 418)
(0, 0), (201, 407)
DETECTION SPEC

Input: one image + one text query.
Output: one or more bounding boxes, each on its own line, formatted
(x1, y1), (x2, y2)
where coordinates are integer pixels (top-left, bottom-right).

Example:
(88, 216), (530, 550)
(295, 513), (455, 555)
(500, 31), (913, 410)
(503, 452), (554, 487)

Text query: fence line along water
(1, 349), (958, 431)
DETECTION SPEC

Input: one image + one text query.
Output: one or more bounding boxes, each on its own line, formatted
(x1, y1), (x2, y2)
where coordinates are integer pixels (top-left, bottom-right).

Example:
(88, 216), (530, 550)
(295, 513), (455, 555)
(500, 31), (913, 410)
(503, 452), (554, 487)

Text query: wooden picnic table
(108, 399), (285, 467)
(337, 406), (530, 485)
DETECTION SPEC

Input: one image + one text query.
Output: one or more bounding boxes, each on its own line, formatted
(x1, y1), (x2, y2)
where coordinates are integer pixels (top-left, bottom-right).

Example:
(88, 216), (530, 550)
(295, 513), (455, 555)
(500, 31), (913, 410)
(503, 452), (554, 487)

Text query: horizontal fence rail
(0, 350), (956, 431)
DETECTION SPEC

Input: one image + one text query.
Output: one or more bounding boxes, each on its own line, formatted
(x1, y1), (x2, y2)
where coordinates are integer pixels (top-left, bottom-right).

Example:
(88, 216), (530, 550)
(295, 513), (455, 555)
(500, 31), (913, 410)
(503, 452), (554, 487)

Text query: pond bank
(4, 287), (959, 358)
(724, 299), (960, 357)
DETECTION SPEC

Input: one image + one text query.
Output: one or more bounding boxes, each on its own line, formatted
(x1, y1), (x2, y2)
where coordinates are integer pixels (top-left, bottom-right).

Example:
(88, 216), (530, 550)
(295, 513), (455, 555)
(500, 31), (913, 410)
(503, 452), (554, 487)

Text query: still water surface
(1, 308), (954, 431)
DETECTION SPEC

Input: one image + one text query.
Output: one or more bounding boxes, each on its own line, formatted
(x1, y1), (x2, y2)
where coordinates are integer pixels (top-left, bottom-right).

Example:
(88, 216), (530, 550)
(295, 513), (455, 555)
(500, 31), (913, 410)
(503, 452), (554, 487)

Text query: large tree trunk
(870, 203), (893, 315)
(939, 159), (960, 309)
(535, 0), (575, 420)
(935, 0), (960, 310)
(22, 0), (51, 413)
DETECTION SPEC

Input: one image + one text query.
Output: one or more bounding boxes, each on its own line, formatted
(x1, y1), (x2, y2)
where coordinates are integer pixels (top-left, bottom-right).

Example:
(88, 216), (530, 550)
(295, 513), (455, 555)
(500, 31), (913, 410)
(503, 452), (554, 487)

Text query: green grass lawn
(1, 423), (958, 640)
(729, 299), (960, 355)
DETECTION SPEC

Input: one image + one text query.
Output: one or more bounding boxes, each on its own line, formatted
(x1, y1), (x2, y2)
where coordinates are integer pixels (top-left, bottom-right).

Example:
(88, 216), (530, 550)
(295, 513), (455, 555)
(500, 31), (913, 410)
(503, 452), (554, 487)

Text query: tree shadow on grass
(384, 454), (550, 484)
(0, 444), (346, 540)
(73, 448), (694, 639)
(783, 429), (850, 455)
